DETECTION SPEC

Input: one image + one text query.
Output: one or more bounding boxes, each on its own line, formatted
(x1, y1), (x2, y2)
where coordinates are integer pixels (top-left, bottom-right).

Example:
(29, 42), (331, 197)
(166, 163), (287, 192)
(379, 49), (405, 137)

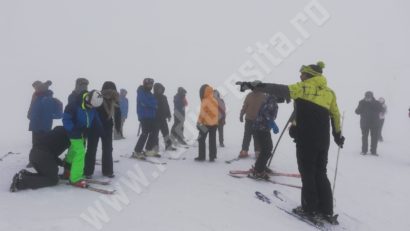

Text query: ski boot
(292, 206), (324, 226)
(321, 214), (339, 225)
(9, 171), (24, 192)
(71, 179), (88, 188)
(238, 150), (249, 158)
(131, 151), (146, 160)
(145, 150), (161, 158)
(249, 170), (270, 180)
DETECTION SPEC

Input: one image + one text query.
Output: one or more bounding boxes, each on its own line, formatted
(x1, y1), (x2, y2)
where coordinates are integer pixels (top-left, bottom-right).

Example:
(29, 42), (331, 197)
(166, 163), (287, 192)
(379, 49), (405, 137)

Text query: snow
(1, 0), (410, 230)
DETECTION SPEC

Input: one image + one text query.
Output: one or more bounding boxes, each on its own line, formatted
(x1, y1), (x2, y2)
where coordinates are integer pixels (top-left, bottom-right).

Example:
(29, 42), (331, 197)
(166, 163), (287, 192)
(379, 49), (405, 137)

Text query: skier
(114, 88), (128, 140)
(28, 80), (62, 146)
(214, 90), (226, 147)
(355, 91), (384, 155)
(238, 61), (344, 223)
(68, 78), (89, 104)
(132, 78), (158, 159)
(249, 94), (279, 179)
(195, 84), (219, 162)
(84, 81), (121, 179)
(238, 87), (267, 158)
(152, 83), (176, 152)
(377, 97), (387, 142)
(10, 126), (70, 192)
(171, 87), (188, 145)
(62, 90), (104, 188)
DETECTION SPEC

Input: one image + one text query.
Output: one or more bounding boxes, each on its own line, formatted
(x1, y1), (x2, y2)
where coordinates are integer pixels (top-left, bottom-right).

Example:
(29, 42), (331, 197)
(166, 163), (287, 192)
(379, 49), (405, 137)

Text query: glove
(196, 123), (208, 133)
(333, 132), (345, 148)
(236, 81), (262, 92)
(288, 125), (297, 139)
(240, 114), (244, 123)
(269, 120), (279, 134)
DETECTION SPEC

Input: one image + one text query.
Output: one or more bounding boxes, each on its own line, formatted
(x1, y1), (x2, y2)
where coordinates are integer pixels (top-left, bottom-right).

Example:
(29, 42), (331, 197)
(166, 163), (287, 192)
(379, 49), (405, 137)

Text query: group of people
(16, 60), (399, 226)
(355, 92), (387, 155)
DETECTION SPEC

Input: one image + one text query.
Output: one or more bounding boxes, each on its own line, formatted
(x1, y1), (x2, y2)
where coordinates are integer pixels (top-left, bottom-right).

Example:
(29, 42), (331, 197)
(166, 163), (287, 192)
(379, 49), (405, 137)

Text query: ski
(255, 191), (328, 230)
(229, 169), (301, 178)
(167, 157), (186, 160)
(120, 154), (167, 165)
(0, 152), (21, 161)
(225, 157), (241, 164)
(228, 173), (301, 189)
(95, 160), (120, 165)
(85, 185), (116, 195)
(86, 179), (111, 186)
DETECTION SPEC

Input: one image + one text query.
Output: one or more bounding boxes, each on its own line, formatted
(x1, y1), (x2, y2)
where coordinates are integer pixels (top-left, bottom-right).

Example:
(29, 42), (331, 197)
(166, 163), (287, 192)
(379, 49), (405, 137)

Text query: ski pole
(267, 111), (295, 167)
(137, 123), (141, 137)
(332, 111), (345, 199)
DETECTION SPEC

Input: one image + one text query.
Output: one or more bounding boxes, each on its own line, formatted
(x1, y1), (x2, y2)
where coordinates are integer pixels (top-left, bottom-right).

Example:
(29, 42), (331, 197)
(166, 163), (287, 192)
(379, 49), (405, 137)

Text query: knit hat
(300, 61), (325, 77)
(75, 78), (89, 92)
(365, 91), (374, 98)
(33, 80), (52, 93)
(143, 78), (154, 87)
(102, 81), (117, 91)
(153, 83), (165, 95)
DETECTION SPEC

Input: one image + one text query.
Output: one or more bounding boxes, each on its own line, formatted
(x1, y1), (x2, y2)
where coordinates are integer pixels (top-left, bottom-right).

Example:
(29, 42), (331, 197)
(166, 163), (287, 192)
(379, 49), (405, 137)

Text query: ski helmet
(84, 90), (103, 108)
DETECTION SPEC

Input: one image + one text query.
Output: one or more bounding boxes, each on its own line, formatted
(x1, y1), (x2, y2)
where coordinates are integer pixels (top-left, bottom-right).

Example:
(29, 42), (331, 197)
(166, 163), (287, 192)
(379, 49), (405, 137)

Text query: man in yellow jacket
(238, 61), (344, 224)
(196, 84), (219, 162)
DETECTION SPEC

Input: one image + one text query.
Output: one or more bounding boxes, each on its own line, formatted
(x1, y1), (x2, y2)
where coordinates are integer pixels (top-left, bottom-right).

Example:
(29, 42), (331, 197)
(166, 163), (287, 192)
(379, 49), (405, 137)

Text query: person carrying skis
(114, 88), (128, 139)
(214, 90), (226, 147)
(62, 90), (104, 188)
(171, 87), (188, 145)
(10, 126), (70, 192)
(28, 80), (63, 146)
(195, 84), (219, 162)
(68, 78), (89, 104)
(355, 91), (384, 155)
(250, 94), (279, 179)
(238, 87), (267, 158)
(132, 78), (158, 159)
(152, 83), (176, 152)
(84, 81), (121, 179)
(238, 61), (344, 223)
(377, 97), (387, 142)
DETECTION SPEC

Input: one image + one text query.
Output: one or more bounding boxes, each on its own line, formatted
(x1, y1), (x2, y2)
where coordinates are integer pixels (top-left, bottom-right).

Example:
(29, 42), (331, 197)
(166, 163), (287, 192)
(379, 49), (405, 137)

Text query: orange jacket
(198, 86), (219, 126)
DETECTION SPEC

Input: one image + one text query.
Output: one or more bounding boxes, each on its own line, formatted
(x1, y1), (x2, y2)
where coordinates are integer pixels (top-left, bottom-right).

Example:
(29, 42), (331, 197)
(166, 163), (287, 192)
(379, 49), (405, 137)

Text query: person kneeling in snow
(10, 126), (70, 192)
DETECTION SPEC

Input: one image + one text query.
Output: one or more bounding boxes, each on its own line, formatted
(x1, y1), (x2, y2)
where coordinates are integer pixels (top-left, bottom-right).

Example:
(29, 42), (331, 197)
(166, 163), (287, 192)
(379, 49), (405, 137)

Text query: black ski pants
(134, 119), (157, 153)
(254, 131), (273, 173)
(296, 144), (333, 216)
(84, 125), (114, 176)
(18, 148), (59, 190)
(361, 125), (379, 154)
(241, 120), (260, 152)
(198, 125), (217, 160)
(152, 119), (172, 149)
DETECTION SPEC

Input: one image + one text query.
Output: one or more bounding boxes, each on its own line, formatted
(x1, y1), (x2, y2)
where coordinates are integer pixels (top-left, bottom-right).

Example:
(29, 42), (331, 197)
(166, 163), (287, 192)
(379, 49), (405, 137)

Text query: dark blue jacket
(253, 95), (278, 132)
(28, 91), (63, 132)
(120, 96), (129, 120)
(62, 94), (101, 139)
(136, 86), (157, 120)
(174, 93), (186, 118)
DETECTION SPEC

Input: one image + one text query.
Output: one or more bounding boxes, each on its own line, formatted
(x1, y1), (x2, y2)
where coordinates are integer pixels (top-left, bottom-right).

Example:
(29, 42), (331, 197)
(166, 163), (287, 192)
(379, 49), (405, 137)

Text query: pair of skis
(256, 190), (340, 231)
(229, 169), (302, 189)
(120, 154), (167, 165)
(63, 178), (116, 195)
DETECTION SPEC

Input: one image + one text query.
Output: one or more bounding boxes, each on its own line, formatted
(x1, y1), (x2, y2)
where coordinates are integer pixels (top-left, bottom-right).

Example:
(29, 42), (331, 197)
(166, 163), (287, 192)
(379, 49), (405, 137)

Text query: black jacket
(154, 83), (171, 121)
(355, 98), (384, 128)
(30, 126), (71, 164)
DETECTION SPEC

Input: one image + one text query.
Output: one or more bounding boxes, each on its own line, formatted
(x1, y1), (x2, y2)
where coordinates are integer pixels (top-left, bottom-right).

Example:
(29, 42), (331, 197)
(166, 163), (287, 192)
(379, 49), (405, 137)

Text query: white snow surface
(1, 0), (410, 230)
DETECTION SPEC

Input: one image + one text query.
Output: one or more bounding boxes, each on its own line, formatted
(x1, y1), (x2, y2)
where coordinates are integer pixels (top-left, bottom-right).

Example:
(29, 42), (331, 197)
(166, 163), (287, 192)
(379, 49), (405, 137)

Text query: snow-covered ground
(1, 0), (410, 230)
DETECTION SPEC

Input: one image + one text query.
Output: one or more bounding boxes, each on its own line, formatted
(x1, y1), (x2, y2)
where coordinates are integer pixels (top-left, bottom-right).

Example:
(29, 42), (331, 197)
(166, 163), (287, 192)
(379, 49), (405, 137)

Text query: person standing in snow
(132, 78), (158, 159)
(249, 94), (279, 179)
(355, 91), (384, 155)
(84, 81), (121, 179)
(152, 83), (176, 152)
(10, 126), (70, 192)
(377, 97), (387, 142)
(62, 90), (103, 188)
(28, 80), (63, 146)
(114, 88), (128, 139)
(195, 84), (219, 162)
(238, 87), (267, 158)
(171, 87), (188, 145)
(68, 78), (89, 105)
(238, 61), (344, 223)
(214, 90), (226, 148)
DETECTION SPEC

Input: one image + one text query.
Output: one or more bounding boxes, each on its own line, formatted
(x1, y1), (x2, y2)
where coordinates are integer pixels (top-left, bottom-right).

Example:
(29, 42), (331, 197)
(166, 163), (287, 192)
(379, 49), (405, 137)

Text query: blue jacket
(28, 91), (63, 132)
(120, 96), (129, 120)
(62, 94), (101, 139)
(136, 86), (157, 120)
(174, 93), (186, 117)
(253, 95), (278, 132)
